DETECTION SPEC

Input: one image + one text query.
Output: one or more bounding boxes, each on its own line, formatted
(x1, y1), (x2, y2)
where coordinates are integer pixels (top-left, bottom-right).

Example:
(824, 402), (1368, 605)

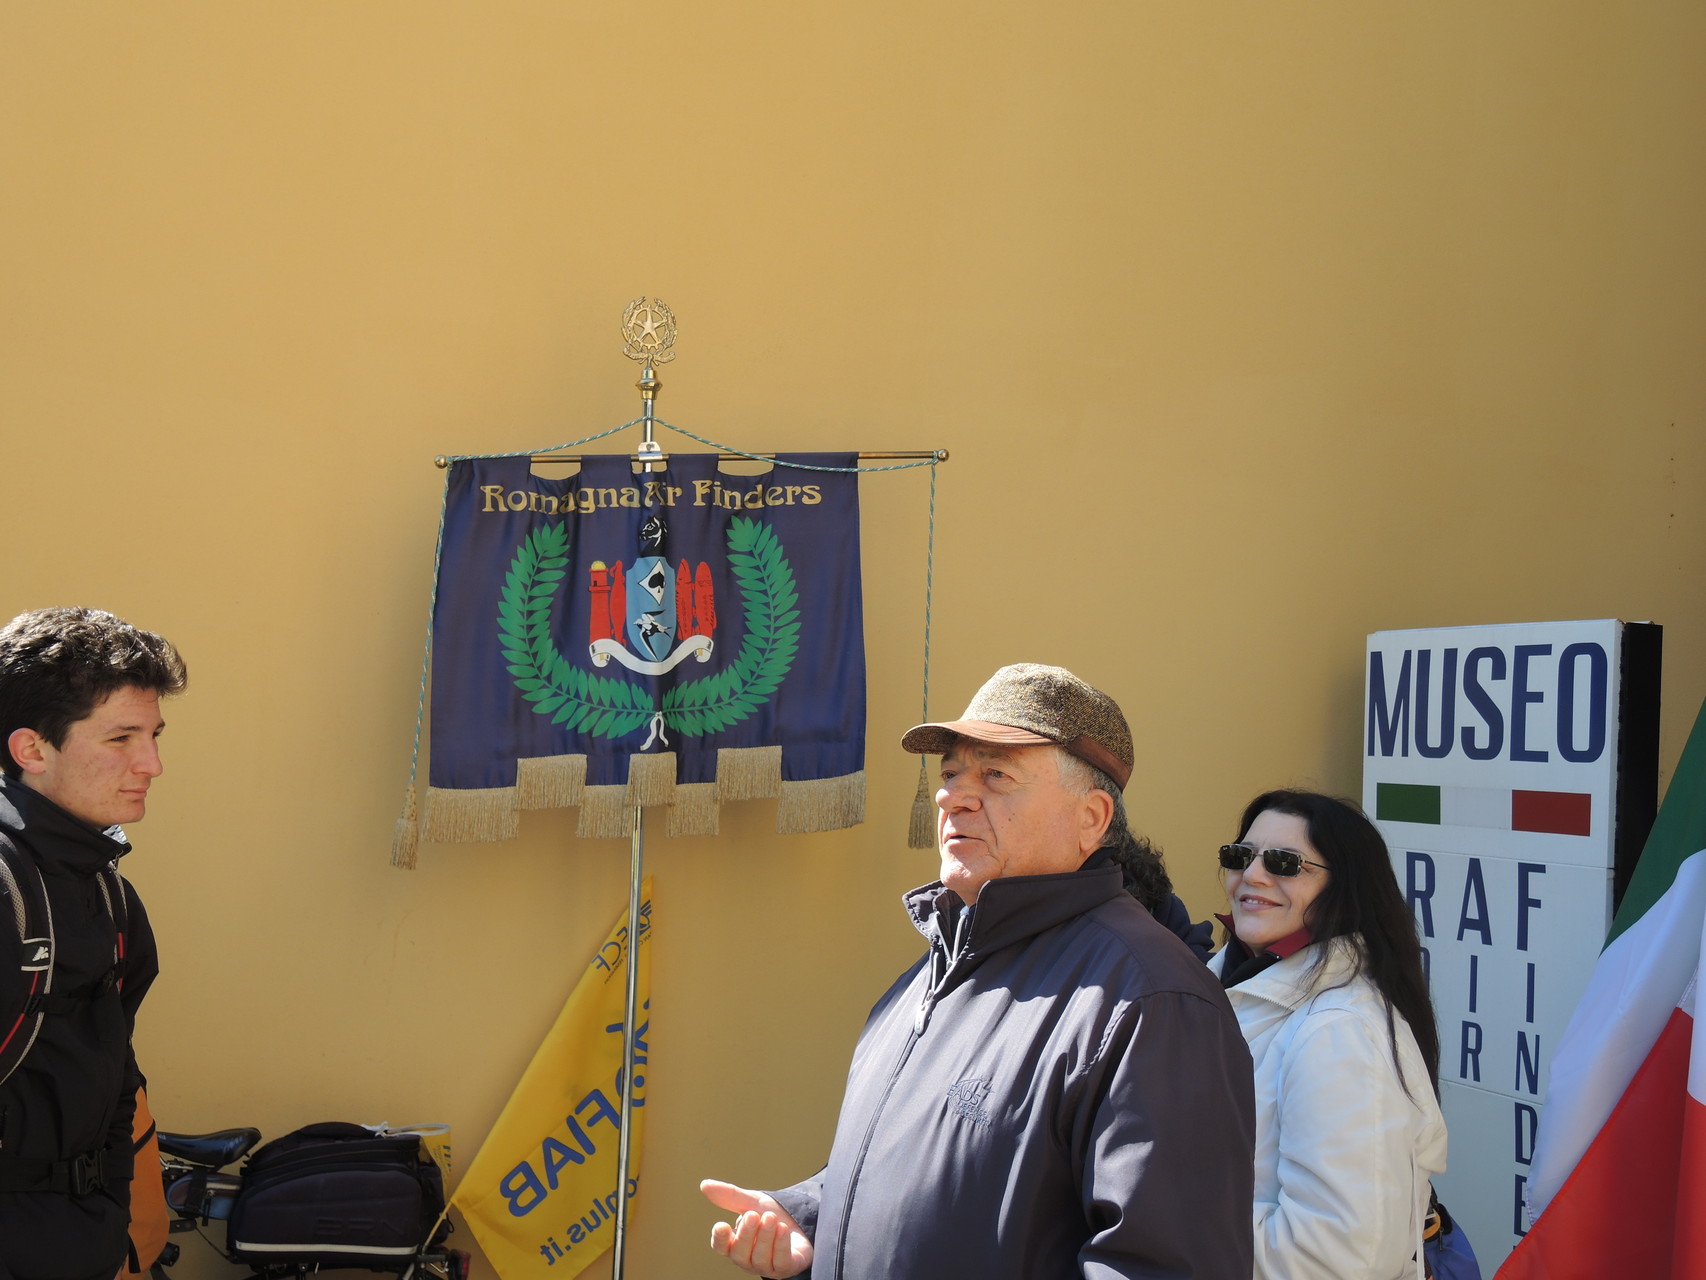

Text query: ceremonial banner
(452, 880), (652, 1278)
(419, 453), (865, 842)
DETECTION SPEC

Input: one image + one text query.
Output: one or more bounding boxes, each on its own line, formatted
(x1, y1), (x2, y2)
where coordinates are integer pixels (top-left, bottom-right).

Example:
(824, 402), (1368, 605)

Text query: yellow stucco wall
(2, 3), (1702, 1276)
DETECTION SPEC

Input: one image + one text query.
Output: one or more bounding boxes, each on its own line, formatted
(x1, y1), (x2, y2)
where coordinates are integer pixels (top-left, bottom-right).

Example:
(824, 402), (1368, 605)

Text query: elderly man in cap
(702, 663), (1255, 1280)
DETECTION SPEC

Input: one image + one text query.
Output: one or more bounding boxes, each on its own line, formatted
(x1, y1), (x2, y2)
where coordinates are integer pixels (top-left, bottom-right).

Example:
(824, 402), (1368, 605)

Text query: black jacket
(0, 776), (158, 1280)
(772, 858), (1255, 1280)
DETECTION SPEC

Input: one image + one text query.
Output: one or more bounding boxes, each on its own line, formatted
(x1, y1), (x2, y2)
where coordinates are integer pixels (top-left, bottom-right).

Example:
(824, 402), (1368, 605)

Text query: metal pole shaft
(611, 806), (644, 1280)
(612, 364), (658, 1280)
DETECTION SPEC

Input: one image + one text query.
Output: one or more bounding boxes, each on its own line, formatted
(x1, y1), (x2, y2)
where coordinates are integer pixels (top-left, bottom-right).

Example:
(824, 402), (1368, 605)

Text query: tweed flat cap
(901, 663), (1133, 790)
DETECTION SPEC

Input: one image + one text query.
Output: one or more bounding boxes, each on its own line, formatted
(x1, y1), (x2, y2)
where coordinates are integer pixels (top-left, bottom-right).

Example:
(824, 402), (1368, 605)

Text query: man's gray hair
(1054, 747), (1175, 915)
(1053, 747), (1129, 849)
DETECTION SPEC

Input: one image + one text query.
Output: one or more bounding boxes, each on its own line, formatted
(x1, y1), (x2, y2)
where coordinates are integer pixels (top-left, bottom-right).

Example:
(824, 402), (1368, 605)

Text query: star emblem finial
(621, 297), (677, 364)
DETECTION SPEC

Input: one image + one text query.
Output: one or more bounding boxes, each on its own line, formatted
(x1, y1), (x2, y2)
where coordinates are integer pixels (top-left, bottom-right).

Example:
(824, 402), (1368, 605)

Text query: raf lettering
(1404, 850), (1547, 1092)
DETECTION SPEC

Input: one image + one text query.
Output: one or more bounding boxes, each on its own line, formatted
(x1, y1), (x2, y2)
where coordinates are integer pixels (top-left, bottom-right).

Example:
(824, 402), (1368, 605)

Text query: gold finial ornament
(621, 297), (677, 365)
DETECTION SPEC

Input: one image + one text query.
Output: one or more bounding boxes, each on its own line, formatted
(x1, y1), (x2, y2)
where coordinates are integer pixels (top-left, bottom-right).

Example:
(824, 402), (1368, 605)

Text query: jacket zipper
(833, 909), (971, 1280)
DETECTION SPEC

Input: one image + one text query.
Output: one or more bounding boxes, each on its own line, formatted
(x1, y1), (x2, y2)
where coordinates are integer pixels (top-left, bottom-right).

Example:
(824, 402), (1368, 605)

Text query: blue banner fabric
(420, 453), (865, 841)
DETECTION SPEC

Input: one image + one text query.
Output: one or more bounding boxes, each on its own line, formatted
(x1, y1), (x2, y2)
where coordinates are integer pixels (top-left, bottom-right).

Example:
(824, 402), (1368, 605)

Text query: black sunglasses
(1218, 843), (1328, 878)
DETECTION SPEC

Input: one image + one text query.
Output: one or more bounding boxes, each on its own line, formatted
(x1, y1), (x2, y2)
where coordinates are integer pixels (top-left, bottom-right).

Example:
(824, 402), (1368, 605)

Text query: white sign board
(1363, 619), (1655, 1269)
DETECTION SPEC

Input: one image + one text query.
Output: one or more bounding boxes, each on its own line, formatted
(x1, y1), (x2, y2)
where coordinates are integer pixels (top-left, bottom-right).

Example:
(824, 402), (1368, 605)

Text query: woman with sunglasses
(1210, 789), (1446, 1280)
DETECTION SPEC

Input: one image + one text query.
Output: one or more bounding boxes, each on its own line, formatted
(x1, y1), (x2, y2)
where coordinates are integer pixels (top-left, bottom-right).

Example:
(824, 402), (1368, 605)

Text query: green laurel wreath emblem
(497, 516), (799, 739)
(661, 518), (800, 734)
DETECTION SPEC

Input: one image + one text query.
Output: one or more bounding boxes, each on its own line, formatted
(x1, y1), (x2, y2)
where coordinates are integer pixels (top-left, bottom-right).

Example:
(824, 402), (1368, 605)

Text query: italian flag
(1375, 782), (1593, 836)
(1496, 697), (1706, 1280)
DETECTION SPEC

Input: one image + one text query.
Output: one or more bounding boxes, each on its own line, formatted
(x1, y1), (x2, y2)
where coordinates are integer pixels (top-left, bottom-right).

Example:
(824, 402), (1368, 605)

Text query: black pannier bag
(227, 1122), (447, 1267)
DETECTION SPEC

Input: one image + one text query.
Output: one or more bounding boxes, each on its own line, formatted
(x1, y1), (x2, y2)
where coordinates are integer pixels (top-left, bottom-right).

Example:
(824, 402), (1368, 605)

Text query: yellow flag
(452, 879), (652, 1278)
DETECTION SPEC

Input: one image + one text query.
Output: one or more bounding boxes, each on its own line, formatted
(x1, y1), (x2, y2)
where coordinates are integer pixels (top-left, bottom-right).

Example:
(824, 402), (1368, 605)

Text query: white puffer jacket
(1211, 936), (1447, 1280)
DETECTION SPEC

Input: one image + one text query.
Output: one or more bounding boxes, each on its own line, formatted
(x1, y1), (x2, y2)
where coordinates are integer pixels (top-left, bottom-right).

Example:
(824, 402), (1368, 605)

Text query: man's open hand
(700, 1179), (813, 1278)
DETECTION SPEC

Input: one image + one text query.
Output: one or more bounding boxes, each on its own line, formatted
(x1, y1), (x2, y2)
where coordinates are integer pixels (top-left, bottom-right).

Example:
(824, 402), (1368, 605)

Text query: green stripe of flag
(1377, 782), (1441, 824)
(1608, 694), (1706, 946)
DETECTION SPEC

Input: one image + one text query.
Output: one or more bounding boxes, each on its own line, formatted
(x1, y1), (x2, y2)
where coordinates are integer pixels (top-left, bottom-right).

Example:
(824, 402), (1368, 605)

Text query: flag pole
(611, 298), (673, 1280)
(610, 805), (644, 1280)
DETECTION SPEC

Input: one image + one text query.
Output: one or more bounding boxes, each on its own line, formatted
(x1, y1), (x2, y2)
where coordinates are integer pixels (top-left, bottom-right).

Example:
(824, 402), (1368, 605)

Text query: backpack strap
(93, 862), (129, 990)
(0, 829), (54, 1090)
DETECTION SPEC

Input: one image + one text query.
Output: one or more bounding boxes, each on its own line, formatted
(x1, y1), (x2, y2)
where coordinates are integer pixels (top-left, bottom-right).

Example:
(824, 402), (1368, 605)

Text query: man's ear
(7, 728), (49, 777)
(1079, 787), (1116, 855)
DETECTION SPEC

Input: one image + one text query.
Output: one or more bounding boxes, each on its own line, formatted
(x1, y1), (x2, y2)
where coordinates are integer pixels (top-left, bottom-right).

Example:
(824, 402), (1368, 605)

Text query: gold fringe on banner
(716, 745), (783, 800)
(627, 752), (678, 808)
(576, 786), (635, 839)
(777, 771), (866, 834)
(414, 753), (872, 842)
(517, 755), (587, 810)
(421, 787), (519, 843)
(390, 785), (421, 869)
(907, 759), (936, 850)
(666, 783), (719, 837)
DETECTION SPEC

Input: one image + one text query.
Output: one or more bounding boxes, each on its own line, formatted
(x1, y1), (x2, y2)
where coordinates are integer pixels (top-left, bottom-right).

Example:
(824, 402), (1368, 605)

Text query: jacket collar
(1213, 914), (1314, 962)
(1216, 934), (1364, 1011)
(903, 852), (1125, 960)
(0, 774), (132, 872)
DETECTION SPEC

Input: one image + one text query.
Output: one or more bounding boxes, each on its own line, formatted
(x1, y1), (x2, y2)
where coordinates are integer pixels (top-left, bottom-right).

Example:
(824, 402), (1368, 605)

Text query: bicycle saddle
(157, 1127), (262, 1168)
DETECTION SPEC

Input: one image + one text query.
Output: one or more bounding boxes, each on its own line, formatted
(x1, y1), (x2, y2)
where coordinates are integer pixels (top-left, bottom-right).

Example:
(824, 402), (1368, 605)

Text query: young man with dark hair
(0, 607), (186, 1280)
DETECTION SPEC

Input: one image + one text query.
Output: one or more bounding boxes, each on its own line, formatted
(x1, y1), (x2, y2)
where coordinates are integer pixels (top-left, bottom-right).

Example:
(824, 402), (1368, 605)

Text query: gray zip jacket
(772, 856), (1255, 1280)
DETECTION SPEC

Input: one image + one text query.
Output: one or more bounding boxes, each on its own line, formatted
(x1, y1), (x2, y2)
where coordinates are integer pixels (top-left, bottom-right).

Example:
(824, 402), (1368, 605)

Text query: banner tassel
(628, 752), (679, 808)
(421, 788), (519, 843)
(778, 772), (866, 834)
(908, 760), (935, 850)
(666, 783), (719, 837)
(390, 785), (421, 869)
(716, 745), (783, 801)
(906, 457), (939, 852)
(577, 786), (636, 839)
(517, 755), (586, 810)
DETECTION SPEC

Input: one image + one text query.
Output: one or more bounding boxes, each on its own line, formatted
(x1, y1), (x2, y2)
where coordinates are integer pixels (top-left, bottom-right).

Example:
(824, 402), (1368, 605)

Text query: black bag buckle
(65, 1150), (103, 1196)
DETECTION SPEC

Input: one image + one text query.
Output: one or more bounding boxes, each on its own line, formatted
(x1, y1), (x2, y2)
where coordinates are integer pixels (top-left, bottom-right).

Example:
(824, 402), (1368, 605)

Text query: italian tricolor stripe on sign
(1494, 698), (1706, 1280)
(1375, 782), (1593, 836)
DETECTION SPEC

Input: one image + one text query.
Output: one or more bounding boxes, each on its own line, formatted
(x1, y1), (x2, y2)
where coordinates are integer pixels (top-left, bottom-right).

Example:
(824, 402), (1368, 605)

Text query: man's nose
(134, 739), (163, 777)
(936, 776), (980, 812)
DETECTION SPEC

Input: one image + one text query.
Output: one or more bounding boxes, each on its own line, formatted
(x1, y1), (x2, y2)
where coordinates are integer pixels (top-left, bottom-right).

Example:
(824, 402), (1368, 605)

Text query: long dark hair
(1106, 829), (1174, 916)
(1235, 789), (1440, 1095)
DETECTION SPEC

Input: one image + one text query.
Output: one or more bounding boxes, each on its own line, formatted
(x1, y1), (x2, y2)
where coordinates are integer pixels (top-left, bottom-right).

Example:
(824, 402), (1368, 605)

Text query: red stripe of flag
(1497, 1007), (1694, 1279)
(1498, 696), (1706, 1280)
(1676, 1083), (1706, 1273)
(1512, 789), (1592, 836)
